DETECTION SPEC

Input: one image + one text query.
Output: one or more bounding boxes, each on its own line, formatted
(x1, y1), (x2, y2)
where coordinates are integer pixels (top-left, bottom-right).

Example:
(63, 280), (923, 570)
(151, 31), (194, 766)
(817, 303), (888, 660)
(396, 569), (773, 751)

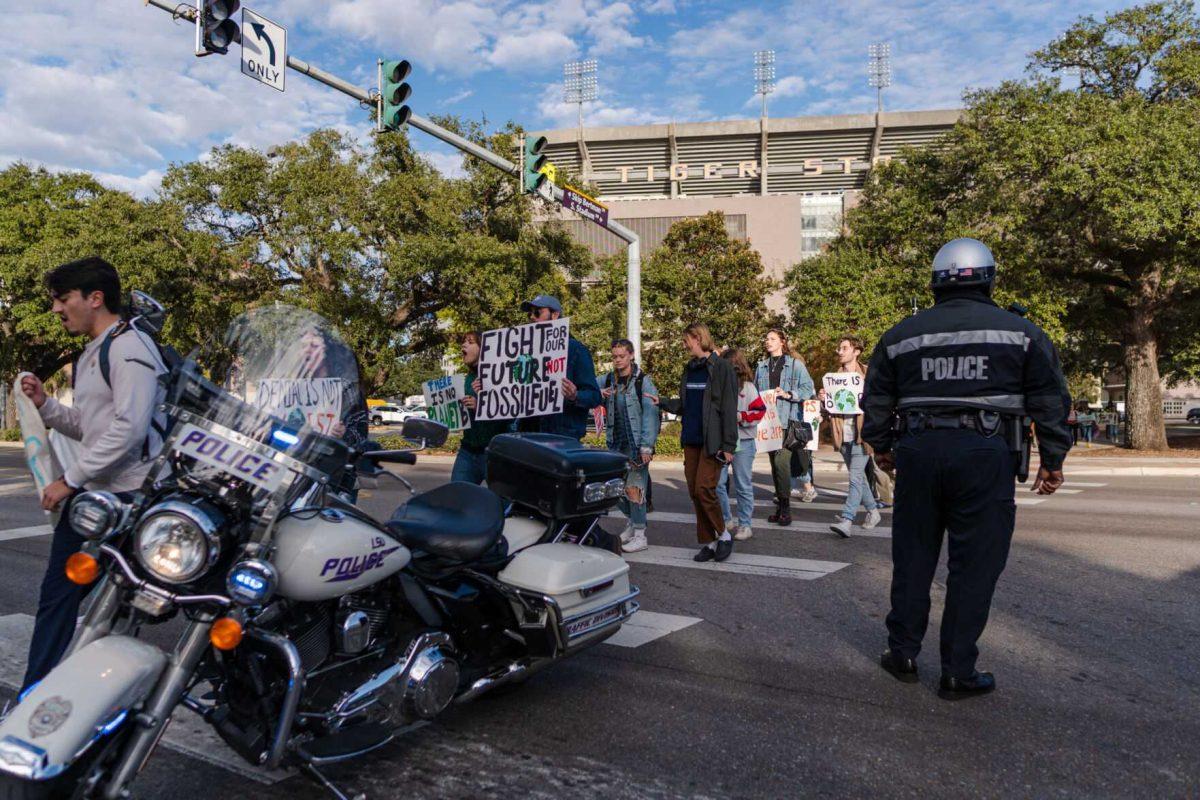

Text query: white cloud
(442, 88), (475, 105)
(421, 150), (466, 178)
(488, 30), (578, 71)
(642, 0), (677, 14)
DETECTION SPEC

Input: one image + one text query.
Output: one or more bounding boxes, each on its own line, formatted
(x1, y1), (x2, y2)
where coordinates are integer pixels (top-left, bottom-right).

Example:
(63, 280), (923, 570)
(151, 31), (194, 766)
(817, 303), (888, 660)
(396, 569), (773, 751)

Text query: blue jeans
(840, 443), (878, 521)
(451, 447), (488, 484)
(716, 444), (756, 527)
(618, 455), (649, 530)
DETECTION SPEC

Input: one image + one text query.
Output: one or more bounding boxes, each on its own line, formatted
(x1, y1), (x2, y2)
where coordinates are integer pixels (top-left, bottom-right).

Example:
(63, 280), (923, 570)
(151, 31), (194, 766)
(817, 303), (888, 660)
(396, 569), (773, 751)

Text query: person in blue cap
(517, 294), (601, 441)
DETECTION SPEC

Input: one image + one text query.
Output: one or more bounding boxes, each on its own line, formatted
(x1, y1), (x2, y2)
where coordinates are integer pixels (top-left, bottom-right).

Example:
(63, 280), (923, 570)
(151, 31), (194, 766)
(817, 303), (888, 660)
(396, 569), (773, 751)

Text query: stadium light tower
(754, 49), (775, 118)
(563, 59), (598, 130)
(868, 42), (892, 113)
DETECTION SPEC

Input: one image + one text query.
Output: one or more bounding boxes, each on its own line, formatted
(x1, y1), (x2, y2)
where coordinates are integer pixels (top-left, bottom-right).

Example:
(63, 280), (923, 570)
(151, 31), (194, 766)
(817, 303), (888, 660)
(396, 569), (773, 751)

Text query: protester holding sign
(754, 329), (815, 526)
(660, 323), (739, 563)
(820, 335), (882, 537)
(487, 294), (599, 441)
(597, 338), (660, 553)
(17, 257), (168, 691)
(457, 332), (514, 484)
(716, 348), (765, 541)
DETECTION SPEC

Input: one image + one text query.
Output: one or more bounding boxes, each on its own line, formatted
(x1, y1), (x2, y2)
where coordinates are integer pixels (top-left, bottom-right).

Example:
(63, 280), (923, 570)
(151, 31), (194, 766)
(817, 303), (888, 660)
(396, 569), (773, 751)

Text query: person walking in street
(716, 348), (766, 541)
(863, 238), (1071, 700)
(755, 329), (815, 526)
(661, 324), (739, 562)
(17, 256), (167, 691)
(515, 294), (601, 441)
(456, 331), (515, 484)
(597, 338), (661, 553)
(819, 335), (882, 537)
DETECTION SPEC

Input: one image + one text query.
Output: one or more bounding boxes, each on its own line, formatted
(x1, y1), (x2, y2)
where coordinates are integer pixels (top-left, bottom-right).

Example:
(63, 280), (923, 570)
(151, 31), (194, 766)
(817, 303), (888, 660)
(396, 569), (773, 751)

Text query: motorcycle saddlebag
(486, 433), (627, 519)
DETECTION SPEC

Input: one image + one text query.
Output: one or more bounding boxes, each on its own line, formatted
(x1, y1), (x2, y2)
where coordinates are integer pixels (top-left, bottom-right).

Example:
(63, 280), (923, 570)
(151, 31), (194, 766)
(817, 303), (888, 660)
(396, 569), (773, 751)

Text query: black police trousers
(886, 428), (1016, 679)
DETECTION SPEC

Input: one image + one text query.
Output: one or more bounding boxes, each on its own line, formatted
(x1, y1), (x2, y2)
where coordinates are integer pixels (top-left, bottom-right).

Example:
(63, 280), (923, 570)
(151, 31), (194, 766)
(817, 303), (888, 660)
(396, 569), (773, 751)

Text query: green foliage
(580, 212), (778, 388)
(0, 163), (260, 386)
(0, 428), (20, 442)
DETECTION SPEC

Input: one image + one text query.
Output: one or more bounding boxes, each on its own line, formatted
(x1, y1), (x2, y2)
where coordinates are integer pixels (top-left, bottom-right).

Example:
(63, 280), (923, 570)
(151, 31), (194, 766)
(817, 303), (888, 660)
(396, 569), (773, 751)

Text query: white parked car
(369, 404), (428, 426)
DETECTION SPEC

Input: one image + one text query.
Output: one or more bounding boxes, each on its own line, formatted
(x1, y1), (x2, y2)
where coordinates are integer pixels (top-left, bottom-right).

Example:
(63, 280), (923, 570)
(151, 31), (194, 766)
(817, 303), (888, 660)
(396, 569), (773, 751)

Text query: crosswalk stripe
(0, 525), (53, 542)
(624, 545), (849, 579)
(604, 610), (703, 648)
(635, 510), (893, 538)
(1064, 481), (1107, 487)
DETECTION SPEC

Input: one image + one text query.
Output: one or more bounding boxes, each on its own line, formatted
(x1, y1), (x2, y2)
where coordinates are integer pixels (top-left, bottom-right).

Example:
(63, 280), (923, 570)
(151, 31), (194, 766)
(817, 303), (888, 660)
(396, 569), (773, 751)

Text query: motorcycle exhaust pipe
(455, 658), (550, 704)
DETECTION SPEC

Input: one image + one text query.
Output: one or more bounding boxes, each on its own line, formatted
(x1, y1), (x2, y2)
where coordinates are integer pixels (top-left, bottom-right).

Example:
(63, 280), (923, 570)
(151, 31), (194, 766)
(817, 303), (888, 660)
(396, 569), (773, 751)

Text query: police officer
(862, 238), (1071, 700)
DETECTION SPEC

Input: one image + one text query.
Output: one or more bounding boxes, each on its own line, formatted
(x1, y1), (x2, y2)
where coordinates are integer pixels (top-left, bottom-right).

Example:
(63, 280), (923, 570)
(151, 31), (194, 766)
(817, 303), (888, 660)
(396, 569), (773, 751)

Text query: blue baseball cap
(520, 294), (562, 314)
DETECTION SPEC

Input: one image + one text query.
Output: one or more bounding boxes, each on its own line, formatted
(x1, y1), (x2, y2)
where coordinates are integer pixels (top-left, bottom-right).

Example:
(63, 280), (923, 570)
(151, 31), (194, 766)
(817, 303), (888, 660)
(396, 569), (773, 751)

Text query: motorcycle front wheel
(0, 721), (131, 800)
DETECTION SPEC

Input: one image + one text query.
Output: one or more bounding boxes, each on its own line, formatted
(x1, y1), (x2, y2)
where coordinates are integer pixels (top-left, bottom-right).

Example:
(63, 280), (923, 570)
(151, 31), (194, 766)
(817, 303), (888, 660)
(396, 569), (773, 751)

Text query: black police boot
(938, 671), (996, 700)
(879, 649), (919, 684)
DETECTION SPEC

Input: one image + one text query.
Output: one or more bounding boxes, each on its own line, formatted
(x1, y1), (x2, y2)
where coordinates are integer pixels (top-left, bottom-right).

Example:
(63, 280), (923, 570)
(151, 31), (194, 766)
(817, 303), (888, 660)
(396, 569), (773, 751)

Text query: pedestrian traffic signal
(196, 0), (241, 56)
(523, 135), (548, 193)
(381, 60), (412, 131)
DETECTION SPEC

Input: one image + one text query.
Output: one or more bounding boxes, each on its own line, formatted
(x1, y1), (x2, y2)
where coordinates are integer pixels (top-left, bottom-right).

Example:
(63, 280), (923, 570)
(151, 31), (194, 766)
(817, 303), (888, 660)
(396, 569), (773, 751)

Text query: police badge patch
(28, 696), (72, 738)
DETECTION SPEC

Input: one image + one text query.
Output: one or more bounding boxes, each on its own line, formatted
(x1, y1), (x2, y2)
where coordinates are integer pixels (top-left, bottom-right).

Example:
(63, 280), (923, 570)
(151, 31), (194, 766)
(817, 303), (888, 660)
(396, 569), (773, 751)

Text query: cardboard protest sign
(476, 318), (570, 421)
(14, 373), (63, 519)
(822, 372), (864, 415)
(802, 398), (822, 452)
(755, 389), (784, 453)
(254, 377), (343, 435)
(423, 375), (471, 432)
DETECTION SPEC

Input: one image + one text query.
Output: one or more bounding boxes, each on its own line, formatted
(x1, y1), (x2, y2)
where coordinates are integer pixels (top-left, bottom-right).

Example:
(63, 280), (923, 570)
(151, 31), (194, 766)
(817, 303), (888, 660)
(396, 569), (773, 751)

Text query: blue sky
(0, 0), (1141, 195)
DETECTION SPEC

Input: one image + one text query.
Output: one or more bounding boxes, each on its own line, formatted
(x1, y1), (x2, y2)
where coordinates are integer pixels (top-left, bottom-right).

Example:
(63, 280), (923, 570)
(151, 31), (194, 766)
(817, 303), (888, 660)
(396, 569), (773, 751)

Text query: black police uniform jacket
(861, 289), (1072, 471)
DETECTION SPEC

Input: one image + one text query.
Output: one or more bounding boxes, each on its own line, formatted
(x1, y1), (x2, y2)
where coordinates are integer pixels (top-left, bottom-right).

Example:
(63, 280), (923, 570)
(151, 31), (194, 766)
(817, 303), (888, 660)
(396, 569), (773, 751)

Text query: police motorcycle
(0, 305), (638, 800)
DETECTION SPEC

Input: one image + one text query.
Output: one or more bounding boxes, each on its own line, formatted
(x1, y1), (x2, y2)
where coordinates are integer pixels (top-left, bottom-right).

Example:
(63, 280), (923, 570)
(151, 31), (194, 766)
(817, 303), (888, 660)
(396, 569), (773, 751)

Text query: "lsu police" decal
(320, 547), (401, 583)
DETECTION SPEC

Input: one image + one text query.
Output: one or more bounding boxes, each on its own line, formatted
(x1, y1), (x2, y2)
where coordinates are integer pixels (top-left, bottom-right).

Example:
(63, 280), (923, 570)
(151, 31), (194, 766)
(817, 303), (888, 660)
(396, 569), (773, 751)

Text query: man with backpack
(17, 256), (167, 690)
(597, 338), (660, 553)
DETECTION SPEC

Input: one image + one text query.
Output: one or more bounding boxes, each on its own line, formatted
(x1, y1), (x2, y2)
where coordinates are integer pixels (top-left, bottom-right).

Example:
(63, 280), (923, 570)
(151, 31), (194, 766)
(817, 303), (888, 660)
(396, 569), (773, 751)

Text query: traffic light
(523, 135), (548, 193)
(381, 60), (412, 131)
(196, 0), (241, 56)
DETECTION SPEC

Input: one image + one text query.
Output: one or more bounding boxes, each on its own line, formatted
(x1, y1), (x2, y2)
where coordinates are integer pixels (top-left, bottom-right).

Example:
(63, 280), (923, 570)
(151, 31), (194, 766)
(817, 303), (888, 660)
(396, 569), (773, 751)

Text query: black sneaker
(879, 649), (919, 683)
(693, 545), (717, 562)
(714, 539), (733, 562)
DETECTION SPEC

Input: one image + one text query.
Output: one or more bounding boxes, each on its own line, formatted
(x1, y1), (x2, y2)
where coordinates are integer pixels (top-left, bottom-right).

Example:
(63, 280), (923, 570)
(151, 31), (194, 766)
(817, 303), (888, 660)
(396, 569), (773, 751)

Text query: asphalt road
(0, 445), (1197, 799)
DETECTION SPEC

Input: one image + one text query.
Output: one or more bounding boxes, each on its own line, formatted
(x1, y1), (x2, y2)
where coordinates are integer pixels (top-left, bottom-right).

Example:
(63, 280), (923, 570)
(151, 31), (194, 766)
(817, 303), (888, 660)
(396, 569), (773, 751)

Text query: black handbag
(783, 419), (813, 451)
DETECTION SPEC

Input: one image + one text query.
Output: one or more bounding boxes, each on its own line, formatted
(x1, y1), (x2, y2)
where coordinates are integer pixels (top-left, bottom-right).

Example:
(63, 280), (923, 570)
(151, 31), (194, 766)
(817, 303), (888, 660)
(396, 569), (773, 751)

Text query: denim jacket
(754, 355), (814, 426)
(597, 365), (660, 454)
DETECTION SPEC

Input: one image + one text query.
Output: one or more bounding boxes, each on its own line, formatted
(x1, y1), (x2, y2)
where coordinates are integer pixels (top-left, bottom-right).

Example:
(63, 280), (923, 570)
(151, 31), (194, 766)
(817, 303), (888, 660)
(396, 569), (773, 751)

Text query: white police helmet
(931, 238), (995, 288)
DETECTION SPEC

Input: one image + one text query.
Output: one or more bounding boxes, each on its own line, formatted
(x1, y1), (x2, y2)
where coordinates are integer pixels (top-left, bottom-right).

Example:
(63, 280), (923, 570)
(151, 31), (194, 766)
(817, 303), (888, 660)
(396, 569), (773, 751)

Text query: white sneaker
(622, 532), (649, 553)
(734, 524), (753, 541)
(830, 518), (852, 538)
(800, 488), (818, 503)
(863, 509), (882, 529)
(618, 523), (635, 545)
(724, 518), (736, 533)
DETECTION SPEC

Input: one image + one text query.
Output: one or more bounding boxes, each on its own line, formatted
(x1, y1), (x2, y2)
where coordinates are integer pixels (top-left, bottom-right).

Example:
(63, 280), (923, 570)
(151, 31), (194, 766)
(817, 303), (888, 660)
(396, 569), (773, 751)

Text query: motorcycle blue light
(225, 559), (278, 606)
(271, 428), (300, 447)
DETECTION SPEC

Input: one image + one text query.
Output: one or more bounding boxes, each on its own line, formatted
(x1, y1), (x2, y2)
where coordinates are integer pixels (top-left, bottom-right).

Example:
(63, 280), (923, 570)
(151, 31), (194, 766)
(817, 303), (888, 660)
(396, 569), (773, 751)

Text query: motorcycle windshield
(166, 304), (361, 484)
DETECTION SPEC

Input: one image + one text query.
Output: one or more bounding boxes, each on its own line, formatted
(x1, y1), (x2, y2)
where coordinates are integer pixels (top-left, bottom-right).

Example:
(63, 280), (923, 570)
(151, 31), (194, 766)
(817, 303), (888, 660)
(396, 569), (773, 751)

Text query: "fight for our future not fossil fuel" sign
(475, 318), (570, 421)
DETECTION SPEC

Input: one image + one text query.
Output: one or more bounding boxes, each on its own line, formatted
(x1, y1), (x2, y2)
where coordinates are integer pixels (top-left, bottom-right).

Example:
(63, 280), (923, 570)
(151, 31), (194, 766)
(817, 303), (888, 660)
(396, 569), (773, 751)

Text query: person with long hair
(716, 347), (766, 540)
(660, 323), (739, 562)
(819, 334), (881, 536)
(455, 331), (514, 484)
(755, 328), (816, 525)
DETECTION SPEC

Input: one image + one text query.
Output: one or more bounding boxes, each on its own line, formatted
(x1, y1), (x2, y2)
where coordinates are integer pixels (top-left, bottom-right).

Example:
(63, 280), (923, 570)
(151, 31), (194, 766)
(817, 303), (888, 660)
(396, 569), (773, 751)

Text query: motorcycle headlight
(68, 491), (128, 540)
(133, 501), (223, 584)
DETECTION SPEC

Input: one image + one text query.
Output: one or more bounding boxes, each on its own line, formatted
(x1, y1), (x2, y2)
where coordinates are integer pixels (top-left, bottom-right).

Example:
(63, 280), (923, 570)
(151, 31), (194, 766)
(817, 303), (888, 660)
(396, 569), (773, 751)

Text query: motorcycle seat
(386, 482), (505, 562)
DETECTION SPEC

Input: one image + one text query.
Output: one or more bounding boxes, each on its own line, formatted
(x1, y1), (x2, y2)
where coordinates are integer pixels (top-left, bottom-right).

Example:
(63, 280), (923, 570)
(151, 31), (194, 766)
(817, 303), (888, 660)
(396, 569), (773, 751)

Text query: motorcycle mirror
(401, 417), (449, 447)
(129, 290), (166, 334)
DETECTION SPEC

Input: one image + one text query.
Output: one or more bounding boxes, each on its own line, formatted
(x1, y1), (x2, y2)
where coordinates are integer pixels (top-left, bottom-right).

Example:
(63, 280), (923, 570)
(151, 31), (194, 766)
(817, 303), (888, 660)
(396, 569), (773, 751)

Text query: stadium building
(532, 109), (960, 308)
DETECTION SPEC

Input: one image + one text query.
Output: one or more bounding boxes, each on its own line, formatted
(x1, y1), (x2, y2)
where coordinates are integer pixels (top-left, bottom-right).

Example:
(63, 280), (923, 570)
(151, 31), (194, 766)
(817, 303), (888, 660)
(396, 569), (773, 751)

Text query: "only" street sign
(240, 8), (286, 92)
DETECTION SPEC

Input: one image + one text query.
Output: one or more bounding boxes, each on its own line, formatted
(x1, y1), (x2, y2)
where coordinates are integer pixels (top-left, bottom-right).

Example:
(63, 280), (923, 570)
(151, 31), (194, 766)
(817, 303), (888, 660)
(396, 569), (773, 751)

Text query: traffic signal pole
(145, 0), (643, 359)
